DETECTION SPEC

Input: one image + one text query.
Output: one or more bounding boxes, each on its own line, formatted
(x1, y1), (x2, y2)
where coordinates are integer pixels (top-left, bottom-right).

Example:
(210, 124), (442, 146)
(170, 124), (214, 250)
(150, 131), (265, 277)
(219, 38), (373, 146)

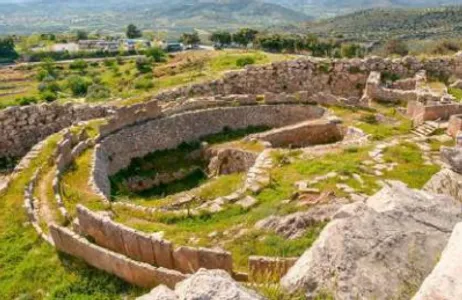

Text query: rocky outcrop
(441, 146), (462, 173)
(255, 203), (343, 239)
(137, 269), (264, 300)
(412, 222), (462, 300)
(424, 168), (462, 202)
(281, 181), (462, 300)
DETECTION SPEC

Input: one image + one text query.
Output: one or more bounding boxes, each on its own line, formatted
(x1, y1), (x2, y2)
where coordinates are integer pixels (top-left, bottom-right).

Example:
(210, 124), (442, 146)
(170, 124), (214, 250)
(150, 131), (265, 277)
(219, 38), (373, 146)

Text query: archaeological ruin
(3, 53), (462, 299)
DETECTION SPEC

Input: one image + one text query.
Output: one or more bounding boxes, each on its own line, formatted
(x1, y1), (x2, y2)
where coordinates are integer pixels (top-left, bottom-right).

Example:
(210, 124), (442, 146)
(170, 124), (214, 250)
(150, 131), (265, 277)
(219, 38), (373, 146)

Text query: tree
(180, 32), (200, 47)
(0, 37), (18, 62)
(232, 28), (259, 48)
(76, 30), (88, 41)
(210, 31), (232, 47)
(385, 39), (409, 56)
(126, 24), (142, 39)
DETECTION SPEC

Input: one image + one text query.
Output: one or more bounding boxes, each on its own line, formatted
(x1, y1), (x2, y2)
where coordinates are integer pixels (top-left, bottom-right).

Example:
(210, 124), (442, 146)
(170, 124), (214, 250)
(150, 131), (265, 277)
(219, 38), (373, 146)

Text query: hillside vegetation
(301, 7), (462, 41)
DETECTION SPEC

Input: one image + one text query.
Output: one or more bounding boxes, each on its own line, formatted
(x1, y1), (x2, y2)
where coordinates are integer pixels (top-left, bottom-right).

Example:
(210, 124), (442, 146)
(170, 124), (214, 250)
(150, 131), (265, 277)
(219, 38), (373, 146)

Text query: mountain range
(1, 0), (462, 35)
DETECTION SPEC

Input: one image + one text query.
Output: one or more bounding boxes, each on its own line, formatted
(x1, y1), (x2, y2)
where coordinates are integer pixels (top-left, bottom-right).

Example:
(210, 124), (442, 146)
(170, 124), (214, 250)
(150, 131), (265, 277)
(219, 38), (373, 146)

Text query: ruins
(3, 53), (462, 299)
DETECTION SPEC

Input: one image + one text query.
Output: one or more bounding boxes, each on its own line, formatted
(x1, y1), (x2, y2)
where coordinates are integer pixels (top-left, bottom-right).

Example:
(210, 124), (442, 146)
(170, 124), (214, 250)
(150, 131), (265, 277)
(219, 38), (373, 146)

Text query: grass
(0, 50), (294, 108)
(449, 87), (462, 102)
(0, 132), (144, 299)
(382, 142), (440, 188)
(61, 149), (108, 218)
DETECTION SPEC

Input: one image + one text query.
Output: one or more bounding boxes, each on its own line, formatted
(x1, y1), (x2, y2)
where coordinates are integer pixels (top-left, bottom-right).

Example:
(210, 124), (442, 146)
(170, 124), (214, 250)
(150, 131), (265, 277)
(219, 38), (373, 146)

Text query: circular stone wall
(92, 104), (326, 198)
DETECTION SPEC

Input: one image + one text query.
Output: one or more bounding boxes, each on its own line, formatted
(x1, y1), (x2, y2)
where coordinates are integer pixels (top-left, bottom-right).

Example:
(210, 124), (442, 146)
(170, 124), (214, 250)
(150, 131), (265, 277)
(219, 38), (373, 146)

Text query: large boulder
(137, 269), (264, 300)
(281, 181), (462, 300)
(424, 168), (462, 202)
(441, 146), (462, 174)
(412, 222), (462, 300)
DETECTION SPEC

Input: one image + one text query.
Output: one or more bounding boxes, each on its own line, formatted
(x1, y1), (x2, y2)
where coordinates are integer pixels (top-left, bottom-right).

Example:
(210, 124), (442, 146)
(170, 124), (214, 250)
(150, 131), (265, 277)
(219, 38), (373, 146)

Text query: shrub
(40, 90), (58, 102)
(103, 59), (116, 67)
(384, 39), (409, 56)
(69, 59), (88, 70)
(145, 47), (166, 62)
(36, 69), (50, 81)
(86, 84), (111, 101)
(17, 96), (38, 106)
(236, 56), (256, 67)
(133, 77), (154, 90)
(432, 40), (460, 55)
(135, 57), (153, 73)
(67, 75), (91, 96)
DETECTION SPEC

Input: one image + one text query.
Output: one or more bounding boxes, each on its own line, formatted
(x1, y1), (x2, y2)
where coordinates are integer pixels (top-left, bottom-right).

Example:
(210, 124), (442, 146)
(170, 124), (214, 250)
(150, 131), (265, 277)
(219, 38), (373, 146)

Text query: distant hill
(0, 0), (312, 35)
(297, 6), (462, 41)
(267, 0), (462, 18)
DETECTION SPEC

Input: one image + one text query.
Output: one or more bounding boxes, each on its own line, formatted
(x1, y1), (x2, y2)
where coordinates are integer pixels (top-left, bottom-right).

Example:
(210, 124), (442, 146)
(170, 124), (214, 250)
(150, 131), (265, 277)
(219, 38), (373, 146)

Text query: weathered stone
(175, 269), (264, 300)
(173, 246), (200, 274)
(281, 181), (462, 300)
(441, 146), (462, 173)
(413, 222), (462, 300)
(136, 285), (177, 300)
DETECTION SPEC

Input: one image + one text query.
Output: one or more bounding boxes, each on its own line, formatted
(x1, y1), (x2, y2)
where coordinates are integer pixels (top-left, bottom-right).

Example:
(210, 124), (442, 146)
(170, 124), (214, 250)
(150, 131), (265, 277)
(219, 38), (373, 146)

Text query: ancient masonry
(5, 54), (462, 297)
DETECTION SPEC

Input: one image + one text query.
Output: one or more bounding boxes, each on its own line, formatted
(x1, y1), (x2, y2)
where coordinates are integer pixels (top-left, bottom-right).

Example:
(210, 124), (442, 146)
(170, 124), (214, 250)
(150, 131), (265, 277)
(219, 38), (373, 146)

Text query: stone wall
(49, 224), (187, 289)
(0, 102), (112, 159)
(76, 205), (233, 275)
(99, 105), (326, 176)
(407, 101), (462, 126)
(246, 119), (344, 148)
(154, 55), (462, 103)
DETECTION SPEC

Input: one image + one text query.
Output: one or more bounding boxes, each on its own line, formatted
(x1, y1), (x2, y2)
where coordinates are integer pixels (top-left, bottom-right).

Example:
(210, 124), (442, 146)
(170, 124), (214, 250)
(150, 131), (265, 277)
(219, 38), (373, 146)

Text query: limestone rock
(255, 203), (343, 239)
(281, 181), (462, 300)
(137, 285), (177, 300)
(138, 269), (264, 300)
(176, 269), (263, 300)
(424, 168), (462, 202)
(412, 222), (462, 300)
(441, 146), (462, 174)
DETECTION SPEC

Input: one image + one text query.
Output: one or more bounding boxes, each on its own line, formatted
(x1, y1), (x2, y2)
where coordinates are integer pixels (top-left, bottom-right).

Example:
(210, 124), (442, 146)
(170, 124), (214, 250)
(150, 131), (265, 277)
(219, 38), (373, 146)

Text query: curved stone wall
(0, 103), (112, 159)
(92, 104), (326, 198)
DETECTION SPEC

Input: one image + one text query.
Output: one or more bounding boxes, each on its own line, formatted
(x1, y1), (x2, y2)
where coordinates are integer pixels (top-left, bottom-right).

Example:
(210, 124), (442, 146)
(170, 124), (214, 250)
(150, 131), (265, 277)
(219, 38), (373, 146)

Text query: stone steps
(411, 122), (438, 137)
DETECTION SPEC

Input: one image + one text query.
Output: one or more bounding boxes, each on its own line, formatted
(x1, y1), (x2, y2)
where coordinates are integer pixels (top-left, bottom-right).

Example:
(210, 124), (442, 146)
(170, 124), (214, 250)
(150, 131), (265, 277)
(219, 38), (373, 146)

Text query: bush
(40, 90), (58, 102)
(103, 59), (116, 67)
(36, 69), (50, 81)
(67, 75), (91, 96)
(17, 96), (38, 106)
(145, 47), (166, 62)
(86, 84), (111, 101)
(432, 40), (460, 55)
(384, 39), (409, 56)
(236, 56), (255, 67)
(69, 59), (88, 70)
(135, 57), (153, 73)
(133, 77), (154, 90)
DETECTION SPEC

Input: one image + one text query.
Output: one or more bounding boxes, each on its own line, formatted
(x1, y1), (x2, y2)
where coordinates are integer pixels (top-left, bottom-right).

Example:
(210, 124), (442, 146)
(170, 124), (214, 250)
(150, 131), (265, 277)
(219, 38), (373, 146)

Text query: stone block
(197, 248), (233, 274)
(153, 238), (174, 269)
(173, 246), (200, 274)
